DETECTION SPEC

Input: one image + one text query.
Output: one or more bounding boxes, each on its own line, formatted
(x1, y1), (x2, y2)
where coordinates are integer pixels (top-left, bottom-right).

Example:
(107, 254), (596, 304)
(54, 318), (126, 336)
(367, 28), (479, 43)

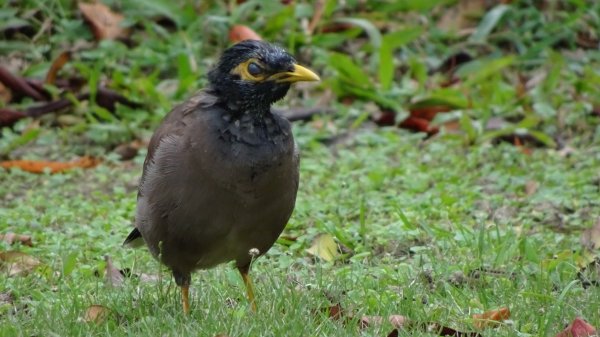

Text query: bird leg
(237, 265), (257, 311)
(173, 271), (191, 314)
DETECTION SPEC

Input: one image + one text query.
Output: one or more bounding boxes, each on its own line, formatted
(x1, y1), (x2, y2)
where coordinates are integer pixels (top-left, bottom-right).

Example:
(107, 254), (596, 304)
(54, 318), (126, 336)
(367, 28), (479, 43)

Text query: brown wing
(124, 90), (218, 246)
(137, 90), (218, 200)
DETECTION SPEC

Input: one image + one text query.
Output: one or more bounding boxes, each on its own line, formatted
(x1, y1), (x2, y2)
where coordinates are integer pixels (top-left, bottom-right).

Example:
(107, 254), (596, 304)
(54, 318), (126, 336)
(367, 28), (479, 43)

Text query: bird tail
(123, 228), (145, 248)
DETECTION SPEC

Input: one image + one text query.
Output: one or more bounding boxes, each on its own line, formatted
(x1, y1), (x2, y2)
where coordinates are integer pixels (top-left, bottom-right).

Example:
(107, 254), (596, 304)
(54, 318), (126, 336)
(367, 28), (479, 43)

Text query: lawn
(1, 1), (599, 336)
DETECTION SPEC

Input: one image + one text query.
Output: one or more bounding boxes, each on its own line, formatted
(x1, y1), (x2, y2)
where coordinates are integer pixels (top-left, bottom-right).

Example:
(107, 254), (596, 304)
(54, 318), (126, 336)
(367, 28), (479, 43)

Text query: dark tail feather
(123, 228), (144, 248)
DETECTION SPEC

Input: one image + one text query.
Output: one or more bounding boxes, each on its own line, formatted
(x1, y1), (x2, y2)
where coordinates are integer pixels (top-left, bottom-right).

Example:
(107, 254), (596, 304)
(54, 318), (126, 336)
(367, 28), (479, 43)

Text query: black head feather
(208, 40), (297, 114)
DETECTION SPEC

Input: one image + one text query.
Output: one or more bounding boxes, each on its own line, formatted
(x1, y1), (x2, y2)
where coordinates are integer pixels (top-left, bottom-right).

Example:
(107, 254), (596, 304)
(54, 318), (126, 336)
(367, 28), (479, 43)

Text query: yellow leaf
(307, 234), (339, 262)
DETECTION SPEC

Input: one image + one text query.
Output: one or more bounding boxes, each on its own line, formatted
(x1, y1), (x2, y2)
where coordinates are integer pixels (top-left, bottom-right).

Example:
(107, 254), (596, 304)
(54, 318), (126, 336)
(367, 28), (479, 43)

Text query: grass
(1, 0), (600, 336)
(2, 128), (599, 336)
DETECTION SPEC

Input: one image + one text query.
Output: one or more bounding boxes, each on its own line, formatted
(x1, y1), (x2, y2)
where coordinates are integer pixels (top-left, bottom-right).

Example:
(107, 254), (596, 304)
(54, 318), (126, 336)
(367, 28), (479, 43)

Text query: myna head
(208, 40), (320, 114)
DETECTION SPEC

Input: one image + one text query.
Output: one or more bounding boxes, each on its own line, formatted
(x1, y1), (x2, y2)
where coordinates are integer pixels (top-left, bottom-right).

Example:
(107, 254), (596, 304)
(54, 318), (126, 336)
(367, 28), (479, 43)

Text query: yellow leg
(181, 285), (190, 314)
(238, 266), (257, 311)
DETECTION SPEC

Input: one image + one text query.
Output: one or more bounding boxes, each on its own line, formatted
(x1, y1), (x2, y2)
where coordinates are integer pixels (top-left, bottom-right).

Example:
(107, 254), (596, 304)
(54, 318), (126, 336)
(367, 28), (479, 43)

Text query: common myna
(123, 40), (320, 314)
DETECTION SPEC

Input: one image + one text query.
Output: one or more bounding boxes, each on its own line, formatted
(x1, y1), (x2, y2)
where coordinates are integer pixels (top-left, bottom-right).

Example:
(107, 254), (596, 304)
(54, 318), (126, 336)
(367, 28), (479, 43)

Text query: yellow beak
(271, 64), (320, 83)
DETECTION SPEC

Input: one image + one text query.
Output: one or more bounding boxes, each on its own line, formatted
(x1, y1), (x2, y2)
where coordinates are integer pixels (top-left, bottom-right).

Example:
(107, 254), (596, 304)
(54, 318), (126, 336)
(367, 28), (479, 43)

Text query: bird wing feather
(123, 90), (218, 247)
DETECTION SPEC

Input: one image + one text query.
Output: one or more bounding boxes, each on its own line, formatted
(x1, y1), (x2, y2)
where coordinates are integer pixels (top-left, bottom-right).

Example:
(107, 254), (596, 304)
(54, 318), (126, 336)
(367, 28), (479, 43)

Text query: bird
(123, 40), (320, 314)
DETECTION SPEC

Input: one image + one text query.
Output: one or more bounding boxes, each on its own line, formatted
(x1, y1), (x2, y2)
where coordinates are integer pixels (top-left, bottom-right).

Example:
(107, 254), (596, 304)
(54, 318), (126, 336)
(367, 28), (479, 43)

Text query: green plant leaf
(379, 28), (422, 90)
(457, 56), (516, 87)
(328, 53), (372, 88)
(0, 128), (41, 156)
(459, 111), (478, 143)
(333, 17), (382, 48)
(470, 4), (511, 43)
(411, 89), (470, 109)
(528, 130), (557, 148)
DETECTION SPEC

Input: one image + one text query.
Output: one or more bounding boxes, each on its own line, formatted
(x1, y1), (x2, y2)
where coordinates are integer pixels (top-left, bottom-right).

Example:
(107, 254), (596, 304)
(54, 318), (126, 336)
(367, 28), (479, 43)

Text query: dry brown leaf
(0, 156), (101, 174)
(555, 317), (597, 337)
(113, 141), (141, 161)
(82, 304), (111, 323)
(306, 233), (339, 262)
(0, 291), (14, 306)
(0, 251), (41, 276)
(437, 0), (486, 33)
(326, 303), (344, 321)
(581, 219), (600, 250)
(0, 233), (32, 246)
(229, 25), (262, 43)
(525, 180), (538, 196)
(78, 2), (129, 41)
(104, 255), (124, 287)
(472, 307), (510, 329)
(45, 51), (71, 85)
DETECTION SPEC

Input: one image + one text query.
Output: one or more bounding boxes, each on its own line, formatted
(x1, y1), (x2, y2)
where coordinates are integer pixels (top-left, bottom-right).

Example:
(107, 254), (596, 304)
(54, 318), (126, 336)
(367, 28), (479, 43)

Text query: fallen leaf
(229, 25), (262, 43)
(525, 181), (538, 196)
(0, 251), (41, 276)
(409, 105), (453, 122)
(327, 303), (344, 320)
(472, 307), (510, 329)
(0, 291), (14, 306)
(307, 233), (339, 262)
(0, 233), (33, 246)
(555, 317), (597, 337)
(78, 2), (129, 41)
(45, 51), (71, 85)
(0, 156), (101, 174)
(437, 0), (486, 33)
(104, 255), (124, 287)
(372, 108), (396, 126)
(581, 219), (600, 250)
(399, 116), (439, 135)
(113, 140), (142, 161)
(82, 305), (111, 323)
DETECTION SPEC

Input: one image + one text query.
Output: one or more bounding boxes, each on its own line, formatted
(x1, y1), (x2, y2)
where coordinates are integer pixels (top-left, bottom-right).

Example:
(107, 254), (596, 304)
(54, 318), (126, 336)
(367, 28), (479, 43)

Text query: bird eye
(247, 62), (262, 76)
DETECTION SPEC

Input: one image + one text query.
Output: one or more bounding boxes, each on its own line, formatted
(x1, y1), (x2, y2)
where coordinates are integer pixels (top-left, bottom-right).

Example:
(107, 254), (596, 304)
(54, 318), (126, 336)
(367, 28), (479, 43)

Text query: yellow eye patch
(230, 58), (267, 82)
